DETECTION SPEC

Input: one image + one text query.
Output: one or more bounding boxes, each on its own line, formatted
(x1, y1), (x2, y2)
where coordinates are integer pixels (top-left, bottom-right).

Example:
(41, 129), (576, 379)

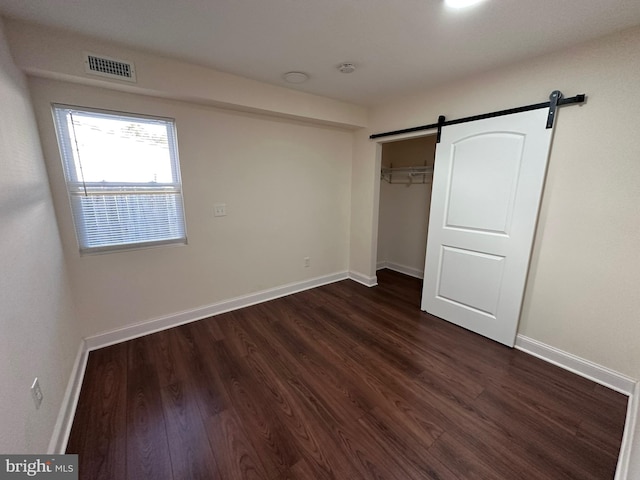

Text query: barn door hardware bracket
(547, 90), (586, 129)
(546, 90), (562, 128)
(436, 115), (446, 143)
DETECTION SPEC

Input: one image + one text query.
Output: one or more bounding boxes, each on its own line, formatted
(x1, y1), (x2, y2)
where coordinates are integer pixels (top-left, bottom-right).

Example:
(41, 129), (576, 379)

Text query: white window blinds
(52, 105), (187, 254)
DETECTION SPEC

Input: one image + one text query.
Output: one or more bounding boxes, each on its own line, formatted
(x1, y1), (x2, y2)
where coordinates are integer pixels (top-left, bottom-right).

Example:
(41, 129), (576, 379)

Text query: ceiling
(1, 0), (640, 106)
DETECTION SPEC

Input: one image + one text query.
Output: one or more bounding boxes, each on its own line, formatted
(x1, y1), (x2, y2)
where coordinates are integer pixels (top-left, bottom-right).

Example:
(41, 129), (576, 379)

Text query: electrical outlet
(31, 378), (43, 410)
(304, 257), (310, 268)
(214, 203), (227, 217)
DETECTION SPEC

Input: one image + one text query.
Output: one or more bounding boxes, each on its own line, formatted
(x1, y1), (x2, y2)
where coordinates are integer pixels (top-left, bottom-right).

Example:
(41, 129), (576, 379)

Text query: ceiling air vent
(84, 53), (136, 82)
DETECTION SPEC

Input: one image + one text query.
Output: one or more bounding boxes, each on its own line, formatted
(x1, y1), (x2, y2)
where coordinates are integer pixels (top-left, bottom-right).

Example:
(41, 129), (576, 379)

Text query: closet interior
(377, 134), (437, 280)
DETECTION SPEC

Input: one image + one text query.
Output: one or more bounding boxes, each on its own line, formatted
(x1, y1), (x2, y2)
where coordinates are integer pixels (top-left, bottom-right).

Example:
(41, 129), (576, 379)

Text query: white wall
(349, 130), (379, 283)
(355, 25), (640, 382)
(0, 18), (80, 453)
(29, 77), (353, 338)
(377, 181), (431, 276)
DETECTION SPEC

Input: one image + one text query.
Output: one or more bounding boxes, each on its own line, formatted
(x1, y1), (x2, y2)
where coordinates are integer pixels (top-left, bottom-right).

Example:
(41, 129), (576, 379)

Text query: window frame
(52, 104), (188, 255)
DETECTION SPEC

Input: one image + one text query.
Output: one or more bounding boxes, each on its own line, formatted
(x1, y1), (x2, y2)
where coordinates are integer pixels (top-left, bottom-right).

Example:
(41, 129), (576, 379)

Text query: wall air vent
(84, 53), (136, 82)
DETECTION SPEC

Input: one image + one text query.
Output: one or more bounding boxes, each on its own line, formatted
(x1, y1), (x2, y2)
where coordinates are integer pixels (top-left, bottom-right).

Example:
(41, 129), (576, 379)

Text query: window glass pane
(66, 112), (175, 184)
(53, 105), (187, 254)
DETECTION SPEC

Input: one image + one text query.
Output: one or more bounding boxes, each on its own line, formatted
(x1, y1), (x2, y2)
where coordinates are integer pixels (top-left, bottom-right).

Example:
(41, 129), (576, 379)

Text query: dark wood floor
(67, 269), (628, 479)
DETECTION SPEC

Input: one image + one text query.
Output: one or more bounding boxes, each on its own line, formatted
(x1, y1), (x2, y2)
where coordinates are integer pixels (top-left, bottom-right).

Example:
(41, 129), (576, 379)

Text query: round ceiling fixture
(283, 71), (309, 84)
(337, 63), (356, 74)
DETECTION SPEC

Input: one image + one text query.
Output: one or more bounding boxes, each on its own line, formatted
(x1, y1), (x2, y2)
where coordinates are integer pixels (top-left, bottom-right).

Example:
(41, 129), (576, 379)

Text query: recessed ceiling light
(338, 63), (356, 74)
(445, 0), (484, 8)
(283, 71), (309, 83)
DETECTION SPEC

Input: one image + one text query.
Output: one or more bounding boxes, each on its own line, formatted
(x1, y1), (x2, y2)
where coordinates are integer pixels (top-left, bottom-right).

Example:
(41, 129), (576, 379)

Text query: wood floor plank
(496, 353), (622, 434)
(67, 343), (128, 480)
(274, 458), (354, 480)
(205, 410), (270, 480)
(576, 418), (627, 459)
(199, 314), (227, 341)
(65, 354), (99, 455)
(125, 337), (172, 480)
(418, 382), (569, 480)
(357, 410), (460, 480)
(209, 339), (300, 478)
(239, 325), (367, 479)
(148, 329), (185, 388)
(174, 322), (230, 417)
(428, 432), (507, 480)
(238, 314), (417, 480)
(473, 385), (618, 479)
(147, 322), (223, 479)
(160, 381), (221, 479)
(280, 308), (448, 446)
(215, 310), (261, 359)
(256, 315), (375, 424)
(68, 269), (628, 480)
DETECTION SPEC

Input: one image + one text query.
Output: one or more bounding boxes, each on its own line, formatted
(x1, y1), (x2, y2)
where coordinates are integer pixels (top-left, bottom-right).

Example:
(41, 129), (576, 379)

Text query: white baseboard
(85, 271), (350, 351)
(48, 339), (89, 454)
(348, 271), (378, 287)
(515, 335), (636, 395)
(376, 260), (387, 270)
(382, 261), (424, 279)
(616, 381), (640, 480)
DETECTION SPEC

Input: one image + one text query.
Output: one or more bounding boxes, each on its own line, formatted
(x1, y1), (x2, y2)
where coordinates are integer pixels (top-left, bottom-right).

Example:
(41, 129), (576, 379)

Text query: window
(52, 105), (187, 254)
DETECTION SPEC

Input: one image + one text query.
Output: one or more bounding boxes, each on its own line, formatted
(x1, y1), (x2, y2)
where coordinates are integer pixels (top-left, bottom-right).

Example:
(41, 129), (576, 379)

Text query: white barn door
(421, 108), (554, 347)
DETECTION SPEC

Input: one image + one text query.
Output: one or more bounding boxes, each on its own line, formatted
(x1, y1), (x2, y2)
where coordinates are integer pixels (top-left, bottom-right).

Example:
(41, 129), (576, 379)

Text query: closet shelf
(381, 166), (433, 185)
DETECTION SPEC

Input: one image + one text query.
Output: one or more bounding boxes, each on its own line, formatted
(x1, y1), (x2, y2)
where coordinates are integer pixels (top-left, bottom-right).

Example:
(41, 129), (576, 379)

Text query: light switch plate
(214, 203), (227, 217)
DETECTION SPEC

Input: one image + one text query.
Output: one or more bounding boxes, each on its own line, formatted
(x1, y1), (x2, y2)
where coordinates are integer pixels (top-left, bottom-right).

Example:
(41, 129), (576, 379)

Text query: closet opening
(376, 133), (437, 291)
